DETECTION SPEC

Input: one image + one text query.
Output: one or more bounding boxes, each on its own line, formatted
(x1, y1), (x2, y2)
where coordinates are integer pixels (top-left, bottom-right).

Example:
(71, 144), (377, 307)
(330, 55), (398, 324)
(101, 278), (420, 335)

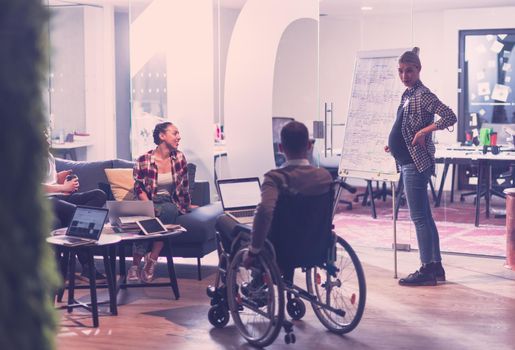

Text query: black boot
(430, 262), (446, 282)
(399, 265), (436, 286)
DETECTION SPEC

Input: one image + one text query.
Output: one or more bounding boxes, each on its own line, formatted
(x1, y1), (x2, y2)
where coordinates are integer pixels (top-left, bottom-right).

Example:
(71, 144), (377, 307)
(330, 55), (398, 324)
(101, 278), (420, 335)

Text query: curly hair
(153, 121), (173, 145)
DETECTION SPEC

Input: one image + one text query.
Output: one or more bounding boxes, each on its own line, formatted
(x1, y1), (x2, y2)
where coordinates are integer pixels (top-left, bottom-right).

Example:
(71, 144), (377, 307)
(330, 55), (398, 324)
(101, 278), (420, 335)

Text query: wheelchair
(207, 180), (366, 347)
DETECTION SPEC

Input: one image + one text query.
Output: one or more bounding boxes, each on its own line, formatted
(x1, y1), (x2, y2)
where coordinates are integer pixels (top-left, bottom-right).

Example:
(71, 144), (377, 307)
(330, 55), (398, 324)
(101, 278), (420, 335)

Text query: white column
(224, 0), (318, 178)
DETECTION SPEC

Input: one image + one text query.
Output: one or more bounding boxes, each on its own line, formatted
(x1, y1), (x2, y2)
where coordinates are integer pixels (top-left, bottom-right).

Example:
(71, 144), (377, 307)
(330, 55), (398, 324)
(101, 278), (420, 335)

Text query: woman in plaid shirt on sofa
(386, 48), (457, 286)
(128, 122), (194, 283)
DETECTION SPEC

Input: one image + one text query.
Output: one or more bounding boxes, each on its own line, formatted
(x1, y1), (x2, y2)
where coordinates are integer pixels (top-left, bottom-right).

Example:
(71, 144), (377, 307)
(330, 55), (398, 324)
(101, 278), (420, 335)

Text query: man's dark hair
(153, 121), (173, 145)
(280, 121), (309, 155)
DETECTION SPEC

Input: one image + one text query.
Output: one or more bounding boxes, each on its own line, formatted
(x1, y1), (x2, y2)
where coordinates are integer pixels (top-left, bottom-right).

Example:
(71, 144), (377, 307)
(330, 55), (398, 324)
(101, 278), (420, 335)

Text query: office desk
(434, 146), (515, 226)
(51, 139), (93, 160)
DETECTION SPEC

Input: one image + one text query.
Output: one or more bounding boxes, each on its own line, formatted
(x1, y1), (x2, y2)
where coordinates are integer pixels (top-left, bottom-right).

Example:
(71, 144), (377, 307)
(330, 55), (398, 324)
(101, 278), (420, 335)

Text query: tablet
(136, 218), (168, 235)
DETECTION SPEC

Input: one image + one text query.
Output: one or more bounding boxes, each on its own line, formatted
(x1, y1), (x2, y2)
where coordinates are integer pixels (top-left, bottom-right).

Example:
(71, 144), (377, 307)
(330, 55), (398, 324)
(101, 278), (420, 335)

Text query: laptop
(106, 200), (155, 226)
(53, 206), (109, 246)
(217, 177), (261, 225)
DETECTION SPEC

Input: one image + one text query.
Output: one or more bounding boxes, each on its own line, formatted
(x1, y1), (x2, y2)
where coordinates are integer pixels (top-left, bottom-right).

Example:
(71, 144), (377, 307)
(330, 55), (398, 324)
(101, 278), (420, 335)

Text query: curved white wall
(224, 0), (318, 178)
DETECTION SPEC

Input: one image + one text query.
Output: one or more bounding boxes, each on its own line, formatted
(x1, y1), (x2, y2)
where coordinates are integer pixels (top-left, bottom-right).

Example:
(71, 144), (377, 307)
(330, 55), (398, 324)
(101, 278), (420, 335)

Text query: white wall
(273, 18), (318, 126)
(224, 0), (318, 179)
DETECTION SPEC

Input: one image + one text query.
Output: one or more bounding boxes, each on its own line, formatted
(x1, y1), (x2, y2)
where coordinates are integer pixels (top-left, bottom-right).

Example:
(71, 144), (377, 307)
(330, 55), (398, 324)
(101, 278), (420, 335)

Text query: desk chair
(460, 162), (511, 203)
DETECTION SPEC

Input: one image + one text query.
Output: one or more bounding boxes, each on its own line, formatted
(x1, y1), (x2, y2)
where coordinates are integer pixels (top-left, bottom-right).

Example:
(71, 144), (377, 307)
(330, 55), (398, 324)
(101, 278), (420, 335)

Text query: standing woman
(128, 122), (193, 283)
(386, 48), (457, 286)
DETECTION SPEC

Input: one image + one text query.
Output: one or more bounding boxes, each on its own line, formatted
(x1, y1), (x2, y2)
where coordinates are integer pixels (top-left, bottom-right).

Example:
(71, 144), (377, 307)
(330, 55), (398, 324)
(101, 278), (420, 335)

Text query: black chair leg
(165, 239), (180, 300)
(56, 249), (69, 302)
(367, 181), (377, 219)
(197, 257), (202, 281)
(67, 251), (77, 314)
(103, 250), (117, 316)
(87, 250), (99, 327)
(119, 244), (127, 289)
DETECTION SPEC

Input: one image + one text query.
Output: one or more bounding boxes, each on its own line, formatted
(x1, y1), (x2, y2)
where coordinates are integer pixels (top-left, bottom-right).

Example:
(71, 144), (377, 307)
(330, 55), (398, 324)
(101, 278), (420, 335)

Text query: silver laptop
(54, 206), (109, 246)
(217, 177), (261, 225)
(106, 200), (155, 226)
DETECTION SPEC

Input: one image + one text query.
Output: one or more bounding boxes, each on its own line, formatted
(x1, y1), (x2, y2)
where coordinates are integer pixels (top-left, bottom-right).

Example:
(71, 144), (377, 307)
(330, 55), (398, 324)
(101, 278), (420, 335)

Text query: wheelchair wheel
(306, 236), (366, 334)
(286, 297), (306, 320)
(208, 305), (230, 328)
(226, 248), (285, 348)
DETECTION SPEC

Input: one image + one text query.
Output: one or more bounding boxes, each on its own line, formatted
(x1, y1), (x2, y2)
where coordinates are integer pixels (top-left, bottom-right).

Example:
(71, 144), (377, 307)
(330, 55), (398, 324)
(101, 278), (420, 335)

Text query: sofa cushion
(104, 168), (136, 201)
(172, 202), (223, 244)
(55, 158), (113, 193)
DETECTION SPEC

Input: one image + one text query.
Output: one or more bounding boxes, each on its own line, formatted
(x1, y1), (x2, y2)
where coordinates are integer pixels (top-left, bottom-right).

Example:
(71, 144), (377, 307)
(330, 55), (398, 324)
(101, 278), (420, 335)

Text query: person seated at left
(43, 139), (107, 281)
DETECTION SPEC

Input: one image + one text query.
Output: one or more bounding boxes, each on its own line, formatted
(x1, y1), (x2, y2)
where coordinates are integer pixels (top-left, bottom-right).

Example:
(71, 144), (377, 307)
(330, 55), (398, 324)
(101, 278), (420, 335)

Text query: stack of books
(116, 215), (153, 233)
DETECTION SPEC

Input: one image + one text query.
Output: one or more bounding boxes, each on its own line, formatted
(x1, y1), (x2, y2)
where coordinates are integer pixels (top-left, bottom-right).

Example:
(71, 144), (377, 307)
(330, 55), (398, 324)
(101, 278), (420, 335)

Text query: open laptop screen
(67, 206), (108, 239)
(217, 178), (261, 210)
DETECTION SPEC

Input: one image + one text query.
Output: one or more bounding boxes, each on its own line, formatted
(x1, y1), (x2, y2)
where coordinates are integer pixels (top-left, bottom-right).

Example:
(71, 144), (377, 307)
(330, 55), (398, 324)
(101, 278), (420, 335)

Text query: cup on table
(490, 132), (497, 146)
(479, 128), (492, 146)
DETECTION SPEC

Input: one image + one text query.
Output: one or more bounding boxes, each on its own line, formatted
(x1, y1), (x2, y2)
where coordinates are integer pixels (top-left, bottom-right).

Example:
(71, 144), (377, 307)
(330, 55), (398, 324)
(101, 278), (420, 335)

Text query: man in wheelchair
(216, 121), (333, 276)
(209, 122), (366, 346)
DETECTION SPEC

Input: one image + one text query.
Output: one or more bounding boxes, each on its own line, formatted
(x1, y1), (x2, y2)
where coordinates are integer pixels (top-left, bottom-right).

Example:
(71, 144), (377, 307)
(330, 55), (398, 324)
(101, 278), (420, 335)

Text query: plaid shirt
(133, 148), (191, 214)
(398, 80), (457, 173)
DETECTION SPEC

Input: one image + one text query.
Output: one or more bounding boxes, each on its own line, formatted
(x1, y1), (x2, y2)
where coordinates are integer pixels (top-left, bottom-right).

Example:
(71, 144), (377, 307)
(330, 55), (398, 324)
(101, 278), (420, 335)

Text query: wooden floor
(56, 246), (515, 350)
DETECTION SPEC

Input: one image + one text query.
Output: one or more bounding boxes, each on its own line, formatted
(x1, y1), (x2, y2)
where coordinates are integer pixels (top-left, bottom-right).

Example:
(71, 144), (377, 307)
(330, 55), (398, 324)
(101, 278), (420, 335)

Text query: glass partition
(129, 0), (215, 190)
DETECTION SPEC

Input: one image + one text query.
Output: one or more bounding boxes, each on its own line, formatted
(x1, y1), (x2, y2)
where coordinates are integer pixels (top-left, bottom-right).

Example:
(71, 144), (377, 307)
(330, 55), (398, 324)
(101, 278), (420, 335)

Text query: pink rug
(333, 212), (506, 257)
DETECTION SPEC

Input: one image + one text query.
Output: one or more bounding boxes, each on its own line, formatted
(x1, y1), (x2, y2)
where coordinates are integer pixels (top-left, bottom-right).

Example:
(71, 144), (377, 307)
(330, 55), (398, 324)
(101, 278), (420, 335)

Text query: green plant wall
(0, 1), (59, 349)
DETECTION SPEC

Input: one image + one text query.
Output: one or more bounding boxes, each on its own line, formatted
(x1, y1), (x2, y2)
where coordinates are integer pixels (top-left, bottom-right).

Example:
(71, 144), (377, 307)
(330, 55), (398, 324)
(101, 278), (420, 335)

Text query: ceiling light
(361, 6), (373, 11)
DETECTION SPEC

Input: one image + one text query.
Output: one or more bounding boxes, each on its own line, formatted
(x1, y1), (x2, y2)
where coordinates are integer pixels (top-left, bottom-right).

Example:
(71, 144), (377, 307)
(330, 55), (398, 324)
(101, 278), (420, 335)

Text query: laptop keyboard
(230, 209), (255, 218)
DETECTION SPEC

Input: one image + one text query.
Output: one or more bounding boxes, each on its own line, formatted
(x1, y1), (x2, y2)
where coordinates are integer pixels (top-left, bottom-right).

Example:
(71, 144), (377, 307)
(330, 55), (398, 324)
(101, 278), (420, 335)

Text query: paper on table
(470, 113), (478, 127)
(491, 84), (510, 102)
(506, 76), (512, 83)
(503, 63), (512, 72)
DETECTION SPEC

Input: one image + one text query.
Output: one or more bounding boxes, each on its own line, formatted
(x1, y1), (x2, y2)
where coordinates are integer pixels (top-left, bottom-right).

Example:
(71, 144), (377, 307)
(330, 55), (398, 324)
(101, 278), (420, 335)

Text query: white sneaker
(141, 254), (158, 283)
(127, 265), (140, 283)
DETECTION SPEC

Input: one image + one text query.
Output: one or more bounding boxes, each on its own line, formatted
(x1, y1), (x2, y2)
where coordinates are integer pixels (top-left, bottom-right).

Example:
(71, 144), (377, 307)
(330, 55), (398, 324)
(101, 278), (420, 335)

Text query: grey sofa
(55, 158), (223, 280)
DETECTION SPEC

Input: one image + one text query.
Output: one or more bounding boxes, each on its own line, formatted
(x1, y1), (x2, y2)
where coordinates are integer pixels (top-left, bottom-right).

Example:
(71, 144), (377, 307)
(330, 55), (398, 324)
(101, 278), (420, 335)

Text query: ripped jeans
(133, 194), (180, 256)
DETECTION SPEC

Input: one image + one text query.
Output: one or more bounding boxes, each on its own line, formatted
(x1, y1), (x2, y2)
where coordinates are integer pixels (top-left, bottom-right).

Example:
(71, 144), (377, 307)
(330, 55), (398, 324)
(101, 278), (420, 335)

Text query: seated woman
(129, 121), (194, 282)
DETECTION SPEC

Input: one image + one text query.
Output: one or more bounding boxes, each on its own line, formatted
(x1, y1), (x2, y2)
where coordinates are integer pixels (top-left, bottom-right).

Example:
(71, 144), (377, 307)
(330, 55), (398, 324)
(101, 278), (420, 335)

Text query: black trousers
(215, 214), (295, 283)
(50, 189), (107, 229)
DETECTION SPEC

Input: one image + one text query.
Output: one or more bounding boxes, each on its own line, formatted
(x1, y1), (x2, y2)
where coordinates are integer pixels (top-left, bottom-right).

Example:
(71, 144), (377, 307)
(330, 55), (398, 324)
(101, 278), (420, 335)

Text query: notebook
(53, 206), (109, 246)
(217, 177), (261, 225)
